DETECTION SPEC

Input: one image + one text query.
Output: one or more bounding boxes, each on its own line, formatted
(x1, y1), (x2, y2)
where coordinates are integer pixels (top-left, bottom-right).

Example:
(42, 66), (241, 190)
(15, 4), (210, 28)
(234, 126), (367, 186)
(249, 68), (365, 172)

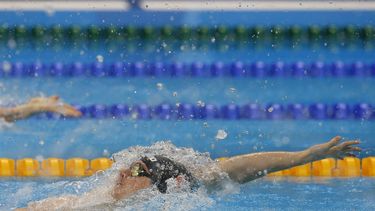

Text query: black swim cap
(140, 155), (198, 193)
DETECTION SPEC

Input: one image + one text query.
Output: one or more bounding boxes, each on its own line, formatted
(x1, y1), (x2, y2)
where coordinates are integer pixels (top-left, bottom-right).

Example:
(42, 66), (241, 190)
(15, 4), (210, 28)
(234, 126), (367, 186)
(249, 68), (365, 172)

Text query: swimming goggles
(130, 161), (151, 177)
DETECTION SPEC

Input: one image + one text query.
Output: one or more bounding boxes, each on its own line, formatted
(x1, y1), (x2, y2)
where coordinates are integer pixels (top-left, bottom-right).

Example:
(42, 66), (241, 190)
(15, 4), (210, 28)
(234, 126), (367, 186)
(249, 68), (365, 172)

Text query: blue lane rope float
(1, 61), (375, 78)
(36, 103), (374, 120)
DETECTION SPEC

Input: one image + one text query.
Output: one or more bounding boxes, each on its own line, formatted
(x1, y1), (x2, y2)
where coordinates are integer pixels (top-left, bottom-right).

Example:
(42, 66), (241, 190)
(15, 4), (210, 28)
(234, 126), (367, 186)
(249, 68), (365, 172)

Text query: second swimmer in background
(0, 95), (81, 122)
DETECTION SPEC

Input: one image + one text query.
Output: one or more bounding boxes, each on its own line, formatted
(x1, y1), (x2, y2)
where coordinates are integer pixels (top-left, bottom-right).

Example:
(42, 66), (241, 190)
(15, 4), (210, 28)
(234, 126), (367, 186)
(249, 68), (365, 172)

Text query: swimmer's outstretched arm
(218, 136), (361, 183)
(15, 136), (361, 210)
(0, 96), (81, 122)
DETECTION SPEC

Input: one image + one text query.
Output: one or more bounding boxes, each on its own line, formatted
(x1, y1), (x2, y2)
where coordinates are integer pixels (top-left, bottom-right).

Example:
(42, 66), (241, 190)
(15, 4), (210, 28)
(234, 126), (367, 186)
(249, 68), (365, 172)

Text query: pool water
(0, 8), (375, 211)
(0, 77), (374, 159)
(1, 178), (375, 210)
(214, 178), (375, 210)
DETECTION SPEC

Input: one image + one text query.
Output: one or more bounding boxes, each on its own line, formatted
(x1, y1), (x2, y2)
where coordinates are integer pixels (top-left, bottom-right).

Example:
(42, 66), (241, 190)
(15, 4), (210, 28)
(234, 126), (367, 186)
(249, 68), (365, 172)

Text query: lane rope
(33, 102), (375, 120)
(0, 157), (374, 177)
(1, 25), (374, 43)
(2, 61), (375, 78)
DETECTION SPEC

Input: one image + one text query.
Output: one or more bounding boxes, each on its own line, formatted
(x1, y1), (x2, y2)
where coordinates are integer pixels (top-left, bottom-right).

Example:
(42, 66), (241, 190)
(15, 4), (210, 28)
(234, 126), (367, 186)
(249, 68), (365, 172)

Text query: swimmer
(16, 136), (360, 210)
(0, 95), (81, 122)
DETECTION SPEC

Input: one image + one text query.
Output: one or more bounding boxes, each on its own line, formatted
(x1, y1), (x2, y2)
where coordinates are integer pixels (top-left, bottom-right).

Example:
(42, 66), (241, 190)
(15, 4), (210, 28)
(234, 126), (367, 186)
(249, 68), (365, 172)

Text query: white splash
(20, 142), (236, 210)
(215, 130), (228, 140)
(96, 55), (104, 63)
(0, 118), (14, 129)
(111, 141), (228, 184)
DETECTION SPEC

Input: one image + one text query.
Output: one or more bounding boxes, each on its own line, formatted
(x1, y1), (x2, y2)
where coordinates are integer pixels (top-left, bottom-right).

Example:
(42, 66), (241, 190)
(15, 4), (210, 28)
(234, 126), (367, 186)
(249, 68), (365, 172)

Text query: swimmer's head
(113, 155), (198, 200)
(139, 155), (199, 193)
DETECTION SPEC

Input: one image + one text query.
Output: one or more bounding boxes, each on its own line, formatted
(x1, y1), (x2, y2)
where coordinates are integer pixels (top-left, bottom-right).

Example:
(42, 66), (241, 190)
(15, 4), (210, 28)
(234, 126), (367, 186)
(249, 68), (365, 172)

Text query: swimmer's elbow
(218, 162), (260, 183)
(226, 173), (259, 184)
(218, 161), (244, 183)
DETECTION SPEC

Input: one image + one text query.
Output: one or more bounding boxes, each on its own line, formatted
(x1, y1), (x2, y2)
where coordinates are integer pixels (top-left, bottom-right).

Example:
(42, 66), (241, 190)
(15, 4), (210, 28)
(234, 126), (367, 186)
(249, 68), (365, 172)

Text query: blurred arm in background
(0, 95), (81, 122)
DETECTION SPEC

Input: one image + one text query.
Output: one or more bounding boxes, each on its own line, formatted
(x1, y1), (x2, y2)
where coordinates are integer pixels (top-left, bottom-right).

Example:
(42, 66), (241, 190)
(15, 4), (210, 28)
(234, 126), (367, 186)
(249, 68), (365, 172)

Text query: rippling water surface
(0, 142), (374, 210)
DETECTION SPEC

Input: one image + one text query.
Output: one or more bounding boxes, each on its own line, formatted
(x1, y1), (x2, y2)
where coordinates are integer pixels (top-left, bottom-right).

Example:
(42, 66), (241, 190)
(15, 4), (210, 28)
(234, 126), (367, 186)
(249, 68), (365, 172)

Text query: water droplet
(96, 55), (104, 63)
(103, 149), (110, 156)
(35, 155), (44, 161)
(197, 100), (205, 106)
(156, 83), (164, 90)
(2, 61), (11, 72)
(215, 129), (228, 140)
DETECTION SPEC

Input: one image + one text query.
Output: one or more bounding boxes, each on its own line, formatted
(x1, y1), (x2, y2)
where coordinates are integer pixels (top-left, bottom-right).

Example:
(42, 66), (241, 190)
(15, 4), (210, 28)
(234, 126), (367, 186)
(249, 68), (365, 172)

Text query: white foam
(112, 141), (228, 184)
(24, 141), (237, 210)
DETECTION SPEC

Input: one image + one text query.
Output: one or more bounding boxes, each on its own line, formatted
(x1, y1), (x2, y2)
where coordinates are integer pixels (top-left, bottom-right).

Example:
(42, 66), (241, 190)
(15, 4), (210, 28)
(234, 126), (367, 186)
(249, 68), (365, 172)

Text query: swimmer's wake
(15, 136), (360, 210)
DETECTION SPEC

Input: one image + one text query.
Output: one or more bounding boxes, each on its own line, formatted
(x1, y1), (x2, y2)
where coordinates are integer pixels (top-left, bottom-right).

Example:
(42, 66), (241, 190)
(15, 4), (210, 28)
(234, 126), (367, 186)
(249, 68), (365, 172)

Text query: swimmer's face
(112, 167), (152, 200)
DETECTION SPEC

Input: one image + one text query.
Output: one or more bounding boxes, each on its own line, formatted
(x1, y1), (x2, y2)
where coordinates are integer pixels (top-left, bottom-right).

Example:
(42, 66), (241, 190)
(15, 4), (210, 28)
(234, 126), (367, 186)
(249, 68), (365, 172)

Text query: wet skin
(16, 136), (361, 210)
(0, 95), (81, 122)
(112, 168), (152, 200)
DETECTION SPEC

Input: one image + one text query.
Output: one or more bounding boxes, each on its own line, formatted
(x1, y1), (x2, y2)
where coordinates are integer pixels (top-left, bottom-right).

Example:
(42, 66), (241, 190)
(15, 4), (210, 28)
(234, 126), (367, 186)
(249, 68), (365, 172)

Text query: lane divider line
(0, 25), (373, 43)
(2, 61), (375, 78)
(34, 103), (375, 121)
(1, 157), (374, 177)
(0, 158), (112, 177)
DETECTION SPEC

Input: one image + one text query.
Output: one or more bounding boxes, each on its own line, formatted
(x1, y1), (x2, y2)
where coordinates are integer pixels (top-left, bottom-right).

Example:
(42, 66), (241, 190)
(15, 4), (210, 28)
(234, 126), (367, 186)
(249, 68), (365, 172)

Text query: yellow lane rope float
(0, 158), (113, 177)
(218, 157), (375, 177)
(0, 157), (374, 177)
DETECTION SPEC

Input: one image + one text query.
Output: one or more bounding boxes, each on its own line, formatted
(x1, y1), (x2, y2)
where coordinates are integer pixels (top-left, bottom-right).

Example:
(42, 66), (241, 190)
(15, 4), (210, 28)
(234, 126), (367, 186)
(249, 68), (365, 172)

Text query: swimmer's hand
(307, 136), (361, 160)
(29, 96), (82, 118)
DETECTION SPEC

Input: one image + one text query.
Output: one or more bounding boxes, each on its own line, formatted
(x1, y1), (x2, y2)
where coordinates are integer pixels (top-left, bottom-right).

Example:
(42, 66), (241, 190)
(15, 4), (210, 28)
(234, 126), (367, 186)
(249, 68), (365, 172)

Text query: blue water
(0, 10), (375, 210)
(0, 76), (374, 210)
(1, 11), (374, 26)
(2, 78), (375, 105)
(1, 41), (374, 63)
(1, 178), (375, 210)
(1, 119), (374, 159)
(0, 77), (374, 159)
(213, 178), (375, 210)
